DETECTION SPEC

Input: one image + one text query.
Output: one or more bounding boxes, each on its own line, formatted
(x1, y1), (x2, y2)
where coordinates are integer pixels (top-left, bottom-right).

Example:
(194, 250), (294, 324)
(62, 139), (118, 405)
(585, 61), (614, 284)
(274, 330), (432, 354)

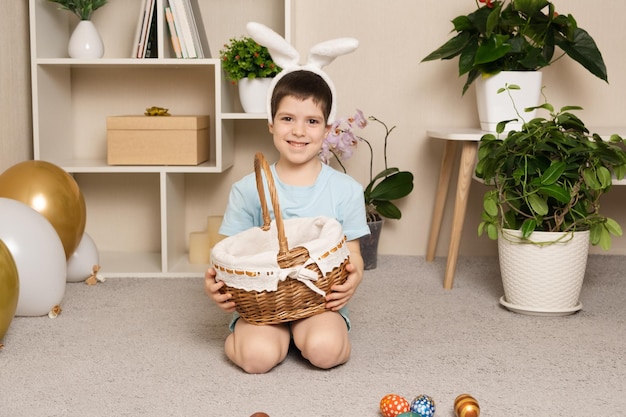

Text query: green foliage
(47, 0), (107, 20)
(475, 85), (626, 249)
(364, 168), (414, 221)
(219, 37), (281, 83)
(359, 118), (414, 221)
(421, 0), (608, 94)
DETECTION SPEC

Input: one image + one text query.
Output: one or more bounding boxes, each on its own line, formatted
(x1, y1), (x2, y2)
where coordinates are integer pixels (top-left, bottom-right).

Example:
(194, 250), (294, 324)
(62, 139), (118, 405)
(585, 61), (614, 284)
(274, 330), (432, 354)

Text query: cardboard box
(106, 115), (210, 165)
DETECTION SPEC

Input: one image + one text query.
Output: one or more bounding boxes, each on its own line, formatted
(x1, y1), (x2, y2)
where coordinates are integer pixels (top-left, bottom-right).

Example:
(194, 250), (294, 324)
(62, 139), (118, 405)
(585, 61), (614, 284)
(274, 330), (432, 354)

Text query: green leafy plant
(219, 36), (281, 84)
(320, 110), (414, 221)
(421, 0), (608, 94)
(47, 0), (108, 20)
(475, 85), (626, 250)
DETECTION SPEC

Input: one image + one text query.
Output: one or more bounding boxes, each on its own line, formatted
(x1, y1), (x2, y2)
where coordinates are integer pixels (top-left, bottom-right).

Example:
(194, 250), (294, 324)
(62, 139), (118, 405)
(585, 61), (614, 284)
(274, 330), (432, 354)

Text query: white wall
(291, 0), (626, 257)
(4, 1), (626, 258)
(0, 2), (31, 170)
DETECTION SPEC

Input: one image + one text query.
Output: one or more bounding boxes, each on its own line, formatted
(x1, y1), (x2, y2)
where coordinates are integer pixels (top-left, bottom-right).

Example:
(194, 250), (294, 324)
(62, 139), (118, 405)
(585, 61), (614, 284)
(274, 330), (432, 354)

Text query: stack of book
(132, 0), (210, 59)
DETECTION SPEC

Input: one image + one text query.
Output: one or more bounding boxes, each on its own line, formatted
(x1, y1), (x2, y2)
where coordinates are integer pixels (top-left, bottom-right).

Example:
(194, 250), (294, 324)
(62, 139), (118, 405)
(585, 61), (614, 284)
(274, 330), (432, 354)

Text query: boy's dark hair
(270, 71), (332, 124)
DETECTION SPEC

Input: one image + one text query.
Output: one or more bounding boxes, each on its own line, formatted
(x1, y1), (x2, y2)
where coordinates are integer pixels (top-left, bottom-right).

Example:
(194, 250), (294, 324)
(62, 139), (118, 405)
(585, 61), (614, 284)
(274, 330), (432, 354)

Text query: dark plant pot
(360, 219), (384, 270)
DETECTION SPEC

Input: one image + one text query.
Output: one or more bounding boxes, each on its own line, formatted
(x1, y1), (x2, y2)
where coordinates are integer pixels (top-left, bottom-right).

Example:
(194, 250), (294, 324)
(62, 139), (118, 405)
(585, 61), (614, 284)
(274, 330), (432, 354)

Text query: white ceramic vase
(497, 228), (589, 316)
(238, 78), (272, 113)
(475, 71), (543, 132)
(68, 20), (104, 59)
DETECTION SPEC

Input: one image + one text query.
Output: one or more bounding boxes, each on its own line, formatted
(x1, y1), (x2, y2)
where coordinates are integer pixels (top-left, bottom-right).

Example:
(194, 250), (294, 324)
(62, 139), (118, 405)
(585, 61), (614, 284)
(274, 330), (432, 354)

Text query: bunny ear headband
(246, 22), (359, 125)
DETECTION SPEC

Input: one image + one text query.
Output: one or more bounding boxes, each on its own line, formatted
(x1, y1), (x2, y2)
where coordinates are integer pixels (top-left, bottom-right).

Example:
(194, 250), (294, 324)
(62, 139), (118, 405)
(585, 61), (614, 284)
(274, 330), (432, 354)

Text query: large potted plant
(475, 86), (626, 315)
(48, 0), (108, 59)
(219, 36), (281, 113)
(421, 0), (607, 131)
(320, 110), (415, 269)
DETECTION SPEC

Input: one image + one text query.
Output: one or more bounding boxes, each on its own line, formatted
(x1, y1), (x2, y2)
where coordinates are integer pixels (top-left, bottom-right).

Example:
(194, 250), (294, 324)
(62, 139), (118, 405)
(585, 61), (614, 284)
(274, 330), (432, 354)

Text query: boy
(205, 70), (369, 373)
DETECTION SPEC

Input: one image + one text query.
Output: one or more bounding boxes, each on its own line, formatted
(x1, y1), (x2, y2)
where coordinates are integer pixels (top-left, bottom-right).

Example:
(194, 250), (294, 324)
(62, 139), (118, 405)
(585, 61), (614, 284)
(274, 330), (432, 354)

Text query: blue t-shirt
(220, 162), (370, 241)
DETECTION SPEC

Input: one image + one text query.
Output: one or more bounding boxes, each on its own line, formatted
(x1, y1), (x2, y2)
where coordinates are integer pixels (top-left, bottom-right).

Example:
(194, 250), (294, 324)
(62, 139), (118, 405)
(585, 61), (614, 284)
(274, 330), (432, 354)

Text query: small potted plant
(421, 0), (607, 130)
(320, 110), (415, 269)
(475, 85), (626, 315)
(47, 0), (108, 20)
(219, 36), (281, 113)
(47, 0), (108, 58)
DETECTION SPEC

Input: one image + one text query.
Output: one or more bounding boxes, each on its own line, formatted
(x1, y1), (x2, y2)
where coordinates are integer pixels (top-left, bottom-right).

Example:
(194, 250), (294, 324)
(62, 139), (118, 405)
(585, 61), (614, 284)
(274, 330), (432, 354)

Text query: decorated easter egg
(454, 394), (480, 417)
(380, 394), (410, 417)
(397, 413), (421, 417)
(410, 395), (435, 417)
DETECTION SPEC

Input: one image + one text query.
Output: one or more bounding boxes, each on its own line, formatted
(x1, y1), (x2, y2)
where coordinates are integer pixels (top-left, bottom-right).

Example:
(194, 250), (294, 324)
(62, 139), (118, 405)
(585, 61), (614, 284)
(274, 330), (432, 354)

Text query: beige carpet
(1, 255), (625, 416)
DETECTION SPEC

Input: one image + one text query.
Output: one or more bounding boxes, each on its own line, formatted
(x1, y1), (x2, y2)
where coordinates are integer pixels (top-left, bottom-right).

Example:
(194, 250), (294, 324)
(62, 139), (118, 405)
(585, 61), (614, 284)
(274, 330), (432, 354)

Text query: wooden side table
(426, 127), (626, 289)
(426, 129), (484, 289)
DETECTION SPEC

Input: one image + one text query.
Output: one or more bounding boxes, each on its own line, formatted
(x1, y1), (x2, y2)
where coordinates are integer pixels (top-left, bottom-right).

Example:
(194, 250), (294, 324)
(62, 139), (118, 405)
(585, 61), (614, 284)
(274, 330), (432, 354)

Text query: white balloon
(0, 198), (66, 316)
(66, 232), (99, 282)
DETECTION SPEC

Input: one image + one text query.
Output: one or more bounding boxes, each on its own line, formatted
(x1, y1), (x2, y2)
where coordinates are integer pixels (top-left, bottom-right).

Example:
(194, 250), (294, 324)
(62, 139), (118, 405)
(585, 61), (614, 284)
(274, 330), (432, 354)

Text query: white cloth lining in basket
(211, 216), (349, 296)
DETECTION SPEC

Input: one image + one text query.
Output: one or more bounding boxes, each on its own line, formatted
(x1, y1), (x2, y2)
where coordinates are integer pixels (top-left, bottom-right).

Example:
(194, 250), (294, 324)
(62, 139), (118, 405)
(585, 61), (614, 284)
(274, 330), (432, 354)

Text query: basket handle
(254, 152), (289, 256)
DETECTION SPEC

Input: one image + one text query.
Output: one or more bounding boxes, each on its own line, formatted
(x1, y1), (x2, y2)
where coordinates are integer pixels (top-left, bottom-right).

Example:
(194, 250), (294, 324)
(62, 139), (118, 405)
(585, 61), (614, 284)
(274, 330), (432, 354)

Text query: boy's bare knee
(300, 334), (351, 369)
(238, 343), (286, 374)
(292, 312), (351, 369)
(225, 324), (290, 374)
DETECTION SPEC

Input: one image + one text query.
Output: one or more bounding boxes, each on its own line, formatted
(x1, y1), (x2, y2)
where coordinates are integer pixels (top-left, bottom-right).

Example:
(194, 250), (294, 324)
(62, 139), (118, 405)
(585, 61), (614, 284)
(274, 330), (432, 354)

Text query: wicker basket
(211, 152), (350, 325)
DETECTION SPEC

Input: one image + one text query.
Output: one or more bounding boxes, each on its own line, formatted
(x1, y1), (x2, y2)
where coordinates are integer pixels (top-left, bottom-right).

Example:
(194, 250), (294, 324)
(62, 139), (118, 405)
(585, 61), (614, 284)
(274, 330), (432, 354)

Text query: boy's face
(269, 95), (330, 168)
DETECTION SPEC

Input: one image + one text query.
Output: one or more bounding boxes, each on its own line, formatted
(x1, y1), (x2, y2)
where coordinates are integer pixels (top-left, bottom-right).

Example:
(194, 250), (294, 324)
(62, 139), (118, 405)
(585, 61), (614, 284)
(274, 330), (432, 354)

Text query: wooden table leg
(426, 140), (458, 262)
(443, 141), (477, 289)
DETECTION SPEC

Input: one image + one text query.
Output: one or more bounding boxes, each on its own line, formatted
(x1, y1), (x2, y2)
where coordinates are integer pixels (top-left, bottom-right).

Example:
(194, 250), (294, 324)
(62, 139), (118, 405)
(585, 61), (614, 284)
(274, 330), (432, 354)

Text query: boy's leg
(225, 320), (291, 374)
(291, 311), (351, 369)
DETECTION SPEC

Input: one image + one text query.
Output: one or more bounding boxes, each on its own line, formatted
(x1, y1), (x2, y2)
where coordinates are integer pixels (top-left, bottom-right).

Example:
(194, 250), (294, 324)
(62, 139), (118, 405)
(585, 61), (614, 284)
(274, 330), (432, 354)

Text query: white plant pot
(475, 71), (543, 132)
(238, 78), (272, 113)
(497, 229), (589, 316)
(68, 20), (104, 59)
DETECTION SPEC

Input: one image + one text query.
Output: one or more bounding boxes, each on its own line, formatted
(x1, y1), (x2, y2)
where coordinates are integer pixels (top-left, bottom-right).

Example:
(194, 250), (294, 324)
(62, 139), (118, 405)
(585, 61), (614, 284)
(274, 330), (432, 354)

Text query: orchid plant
(320, 110), (414, 221)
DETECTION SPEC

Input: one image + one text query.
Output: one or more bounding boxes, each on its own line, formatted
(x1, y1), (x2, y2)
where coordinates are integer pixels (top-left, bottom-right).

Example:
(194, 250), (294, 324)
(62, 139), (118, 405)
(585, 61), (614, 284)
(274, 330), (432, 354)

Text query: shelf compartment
(76, 172), (162, 273)
(33, 65), (217, 167)
(98, 251), (164, 278)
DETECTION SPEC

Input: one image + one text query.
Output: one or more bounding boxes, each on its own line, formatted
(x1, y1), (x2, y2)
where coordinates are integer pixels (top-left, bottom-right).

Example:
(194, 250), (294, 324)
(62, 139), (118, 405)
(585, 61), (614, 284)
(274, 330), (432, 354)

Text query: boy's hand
(205, 268), (236, 313)
(325, 240), (364, 311)
(325, 262), (362, 311)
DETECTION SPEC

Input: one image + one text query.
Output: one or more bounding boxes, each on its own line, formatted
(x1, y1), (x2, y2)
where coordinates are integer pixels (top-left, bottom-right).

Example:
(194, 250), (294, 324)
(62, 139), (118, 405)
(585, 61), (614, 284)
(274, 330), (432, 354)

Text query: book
(131, 0), (149, 58)
(136, 0), (156, 58)
(165, 7), (182, 58)
(144, 4), (158, 58)
(172, 0), (199, 58)
(168, 0), (190, 58)
(184, 0), (211, 58)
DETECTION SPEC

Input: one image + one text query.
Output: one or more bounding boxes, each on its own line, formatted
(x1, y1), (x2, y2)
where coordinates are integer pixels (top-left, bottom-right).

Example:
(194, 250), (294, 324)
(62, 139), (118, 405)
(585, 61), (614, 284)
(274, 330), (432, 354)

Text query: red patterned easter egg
(380, 394), (410, 417)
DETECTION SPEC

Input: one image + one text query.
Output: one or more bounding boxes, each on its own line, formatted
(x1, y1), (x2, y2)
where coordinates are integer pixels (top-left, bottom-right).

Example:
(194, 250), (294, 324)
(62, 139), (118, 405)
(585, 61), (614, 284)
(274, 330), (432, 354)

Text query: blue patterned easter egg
(410, 395), (435, 417)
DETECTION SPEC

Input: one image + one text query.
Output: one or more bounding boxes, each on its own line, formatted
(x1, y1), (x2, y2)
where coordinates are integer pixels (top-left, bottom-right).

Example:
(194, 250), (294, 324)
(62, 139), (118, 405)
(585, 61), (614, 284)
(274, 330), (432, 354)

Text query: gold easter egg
(454, 394), (480, 417)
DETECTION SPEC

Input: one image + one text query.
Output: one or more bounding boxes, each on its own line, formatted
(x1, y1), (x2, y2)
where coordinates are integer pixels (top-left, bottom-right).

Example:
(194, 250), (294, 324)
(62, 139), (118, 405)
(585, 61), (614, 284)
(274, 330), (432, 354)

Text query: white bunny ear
(245, 21), (359, 125)
(307, 38), (359, 69)
(246, 22), (299, 69)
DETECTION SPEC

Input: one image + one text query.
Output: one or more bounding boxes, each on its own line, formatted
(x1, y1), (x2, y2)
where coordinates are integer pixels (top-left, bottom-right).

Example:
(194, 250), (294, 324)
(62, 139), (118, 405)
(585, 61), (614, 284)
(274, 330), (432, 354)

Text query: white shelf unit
(29, 0), (290, 277)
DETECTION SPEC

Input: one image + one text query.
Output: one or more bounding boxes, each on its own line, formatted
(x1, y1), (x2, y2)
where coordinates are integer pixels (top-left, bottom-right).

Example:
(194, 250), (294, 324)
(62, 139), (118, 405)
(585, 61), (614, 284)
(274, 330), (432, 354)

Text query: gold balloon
(0, 161), (86, 259)
(0, 239), (19, 341)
